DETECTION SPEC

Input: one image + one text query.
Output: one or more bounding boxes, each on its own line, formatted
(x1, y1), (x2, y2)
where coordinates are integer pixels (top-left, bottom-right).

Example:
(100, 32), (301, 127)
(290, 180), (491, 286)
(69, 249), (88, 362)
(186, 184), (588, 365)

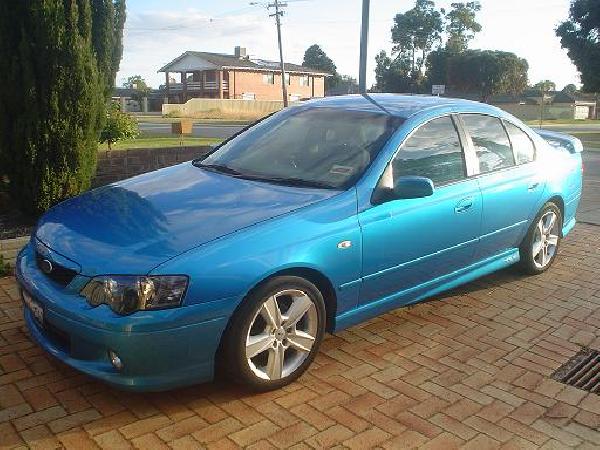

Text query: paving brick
(228, 419), (279, 446)
(1, 224), (599, 448)
(155, 415), (207, 442)
(119, 414), (172, 439)
(305, 424), (354, 448)
(131, 432), (171, 450)
(13, 405), (67, 431)
(48, 409), (101, 434)
(343, 427), (391, 449)
(267, 421), (318, 448)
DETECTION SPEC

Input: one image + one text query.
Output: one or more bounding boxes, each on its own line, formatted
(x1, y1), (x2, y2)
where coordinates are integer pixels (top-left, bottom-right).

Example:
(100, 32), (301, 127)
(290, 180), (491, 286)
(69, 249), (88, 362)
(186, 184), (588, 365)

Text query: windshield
(198, 107), (403, 189)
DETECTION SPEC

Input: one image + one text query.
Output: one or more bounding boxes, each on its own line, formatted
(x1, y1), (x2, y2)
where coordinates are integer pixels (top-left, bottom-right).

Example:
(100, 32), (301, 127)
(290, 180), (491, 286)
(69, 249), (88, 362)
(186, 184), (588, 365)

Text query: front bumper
(16, 243), (232, 391)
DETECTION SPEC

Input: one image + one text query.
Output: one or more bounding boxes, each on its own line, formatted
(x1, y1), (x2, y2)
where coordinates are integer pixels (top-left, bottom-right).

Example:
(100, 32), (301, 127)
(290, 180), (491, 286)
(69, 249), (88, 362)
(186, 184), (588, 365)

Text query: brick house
(158, 46), (330, 103)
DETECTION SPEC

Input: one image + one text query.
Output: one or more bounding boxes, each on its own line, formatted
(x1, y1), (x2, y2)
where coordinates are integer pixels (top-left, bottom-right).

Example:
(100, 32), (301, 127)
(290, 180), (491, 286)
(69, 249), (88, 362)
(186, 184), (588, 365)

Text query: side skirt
(334, 248), (520, 332)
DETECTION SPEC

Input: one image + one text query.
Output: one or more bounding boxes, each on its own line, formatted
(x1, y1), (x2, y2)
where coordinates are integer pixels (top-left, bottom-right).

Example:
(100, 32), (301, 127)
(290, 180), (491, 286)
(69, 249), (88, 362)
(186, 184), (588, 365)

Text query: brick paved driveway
(2, 224), (600, 449)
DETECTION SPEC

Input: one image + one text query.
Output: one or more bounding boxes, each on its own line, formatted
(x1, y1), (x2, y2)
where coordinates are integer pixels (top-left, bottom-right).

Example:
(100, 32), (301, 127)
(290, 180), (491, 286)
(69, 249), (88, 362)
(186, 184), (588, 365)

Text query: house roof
(159, 51), (331, 76)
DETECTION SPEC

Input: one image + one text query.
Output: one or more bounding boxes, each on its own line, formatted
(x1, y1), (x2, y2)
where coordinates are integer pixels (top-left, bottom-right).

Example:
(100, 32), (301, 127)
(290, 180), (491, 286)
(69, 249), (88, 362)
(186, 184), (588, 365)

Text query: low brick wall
(94, 145), (212, 187)
(0, 236), (29, 270)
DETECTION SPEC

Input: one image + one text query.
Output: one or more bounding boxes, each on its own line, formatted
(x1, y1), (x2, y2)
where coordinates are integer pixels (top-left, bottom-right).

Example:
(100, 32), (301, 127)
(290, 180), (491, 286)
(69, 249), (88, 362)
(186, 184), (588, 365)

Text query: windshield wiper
(196, 163), (243, 176)
(239, 175), (337, 190)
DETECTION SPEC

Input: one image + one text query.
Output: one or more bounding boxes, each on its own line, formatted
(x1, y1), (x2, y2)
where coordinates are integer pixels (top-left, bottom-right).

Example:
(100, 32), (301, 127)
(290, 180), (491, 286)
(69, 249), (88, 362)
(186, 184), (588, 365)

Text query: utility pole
(358, 0), (370, 94)
(268, 0), (289, 106)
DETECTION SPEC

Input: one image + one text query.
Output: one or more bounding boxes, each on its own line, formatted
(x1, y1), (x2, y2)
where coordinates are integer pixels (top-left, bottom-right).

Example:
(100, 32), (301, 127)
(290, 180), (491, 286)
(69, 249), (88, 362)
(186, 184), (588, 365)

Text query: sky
(118, 0), (579, 90)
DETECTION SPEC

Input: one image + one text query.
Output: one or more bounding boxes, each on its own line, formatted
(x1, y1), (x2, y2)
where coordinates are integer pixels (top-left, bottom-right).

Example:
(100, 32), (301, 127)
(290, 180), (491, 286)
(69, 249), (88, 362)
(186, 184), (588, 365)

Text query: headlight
(80, 275), (188, 315)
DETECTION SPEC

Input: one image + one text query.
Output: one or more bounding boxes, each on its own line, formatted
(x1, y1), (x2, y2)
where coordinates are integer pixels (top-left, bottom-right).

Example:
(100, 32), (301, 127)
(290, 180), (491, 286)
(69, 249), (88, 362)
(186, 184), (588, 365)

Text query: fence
(162, 98), (285, 120)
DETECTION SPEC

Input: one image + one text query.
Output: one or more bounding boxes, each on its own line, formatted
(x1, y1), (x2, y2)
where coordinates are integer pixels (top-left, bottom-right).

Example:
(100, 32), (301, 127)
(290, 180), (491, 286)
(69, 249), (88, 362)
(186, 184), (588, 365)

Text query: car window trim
(458, 112), (517, 178)
(502, 119), (538, 165)
(373, 113), (470, 198)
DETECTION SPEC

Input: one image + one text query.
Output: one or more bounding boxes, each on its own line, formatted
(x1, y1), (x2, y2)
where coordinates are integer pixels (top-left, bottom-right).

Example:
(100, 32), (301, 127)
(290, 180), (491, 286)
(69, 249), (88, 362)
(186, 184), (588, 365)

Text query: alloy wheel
(532, 211), (560, 269)
(245, 289), (318, 380)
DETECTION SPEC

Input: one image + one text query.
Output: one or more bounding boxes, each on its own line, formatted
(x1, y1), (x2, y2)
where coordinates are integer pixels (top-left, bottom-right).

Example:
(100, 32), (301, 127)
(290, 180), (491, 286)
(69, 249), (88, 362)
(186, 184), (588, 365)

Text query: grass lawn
(525, 119), (600, 126)
(99, 136), (222, 151)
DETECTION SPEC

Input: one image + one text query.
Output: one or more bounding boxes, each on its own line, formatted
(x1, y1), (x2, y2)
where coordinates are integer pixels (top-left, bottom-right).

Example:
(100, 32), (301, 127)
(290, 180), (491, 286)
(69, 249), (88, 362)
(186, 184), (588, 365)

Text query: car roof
(302, 94), (500, 119)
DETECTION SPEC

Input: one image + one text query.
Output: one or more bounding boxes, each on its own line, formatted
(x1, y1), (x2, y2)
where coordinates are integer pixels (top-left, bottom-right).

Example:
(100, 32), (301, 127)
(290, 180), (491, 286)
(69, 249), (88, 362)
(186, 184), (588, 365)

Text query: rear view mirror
(372, 175), (435, 205)
(393, 176), (435, 199)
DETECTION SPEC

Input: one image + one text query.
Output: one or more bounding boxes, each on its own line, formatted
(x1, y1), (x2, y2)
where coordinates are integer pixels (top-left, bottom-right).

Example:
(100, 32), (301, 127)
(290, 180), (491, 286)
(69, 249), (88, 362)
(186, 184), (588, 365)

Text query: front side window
(263, 73), (275, 85)
(504, 121), (536, 164)
(199, 107), (403, 189)
(392, 116), (466, 186)
(462, 114), (514, 174)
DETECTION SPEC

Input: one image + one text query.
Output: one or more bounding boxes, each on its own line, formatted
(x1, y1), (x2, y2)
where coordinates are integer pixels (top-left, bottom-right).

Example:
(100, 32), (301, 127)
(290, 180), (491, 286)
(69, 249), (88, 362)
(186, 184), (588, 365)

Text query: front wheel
(518, 202), (562, 274)
(221, 276), (326, 391)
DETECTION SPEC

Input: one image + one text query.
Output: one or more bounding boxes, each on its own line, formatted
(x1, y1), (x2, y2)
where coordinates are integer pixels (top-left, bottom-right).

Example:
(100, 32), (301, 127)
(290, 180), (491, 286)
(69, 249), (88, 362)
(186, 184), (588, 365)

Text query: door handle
(455, 198), (473, 214)
(528, 182), (540, 191)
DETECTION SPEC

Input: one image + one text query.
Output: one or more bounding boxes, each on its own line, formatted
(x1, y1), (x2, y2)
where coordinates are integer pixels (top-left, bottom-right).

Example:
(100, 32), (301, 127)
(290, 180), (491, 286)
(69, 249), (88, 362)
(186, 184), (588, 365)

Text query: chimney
(234, 46), (247, 58)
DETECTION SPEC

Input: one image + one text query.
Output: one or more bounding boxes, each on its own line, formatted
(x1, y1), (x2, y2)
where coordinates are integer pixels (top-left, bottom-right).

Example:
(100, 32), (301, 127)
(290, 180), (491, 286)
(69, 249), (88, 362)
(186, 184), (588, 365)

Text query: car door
(459, 114), (544, 260)
(358, 115), (482, 306)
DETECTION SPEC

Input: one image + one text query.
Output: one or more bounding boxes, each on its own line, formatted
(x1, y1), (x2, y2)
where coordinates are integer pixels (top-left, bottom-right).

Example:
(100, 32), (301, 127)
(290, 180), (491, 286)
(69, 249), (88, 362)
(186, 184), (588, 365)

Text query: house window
(284, 73), (291, 85)
(300, 75), (310, 87)
(263, 73), (275, 85)
(205, 71), (216, 82)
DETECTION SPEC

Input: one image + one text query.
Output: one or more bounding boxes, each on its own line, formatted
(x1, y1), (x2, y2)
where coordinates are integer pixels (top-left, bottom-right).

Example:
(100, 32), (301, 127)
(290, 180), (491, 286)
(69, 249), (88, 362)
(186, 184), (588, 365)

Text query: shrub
(0, 1), (126, 217)
(99, 102), (139, 150)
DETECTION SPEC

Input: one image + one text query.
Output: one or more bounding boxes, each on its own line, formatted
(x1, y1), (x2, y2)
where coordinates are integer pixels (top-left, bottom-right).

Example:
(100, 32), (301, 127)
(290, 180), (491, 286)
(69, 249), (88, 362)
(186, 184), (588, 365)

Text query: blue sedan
(16, 95), (583, 391)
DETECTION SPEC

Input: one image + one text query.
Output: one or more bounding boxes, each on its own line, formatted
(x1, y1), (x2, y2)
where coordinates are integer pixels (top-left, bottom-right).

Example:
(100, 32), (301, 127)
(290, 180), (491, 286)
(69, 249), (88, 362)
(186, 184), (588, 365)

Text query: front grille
(35, 252), (77, 287)
(552, 348), (600, 394)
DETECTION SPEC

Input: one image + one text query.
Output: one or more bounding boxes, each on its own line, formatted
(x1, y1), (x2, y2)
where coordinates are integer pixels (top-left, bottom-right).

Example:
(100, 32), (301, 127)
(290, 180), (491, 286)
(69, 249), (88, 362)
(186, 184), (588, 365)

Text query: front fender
(151, 189), (362, 317)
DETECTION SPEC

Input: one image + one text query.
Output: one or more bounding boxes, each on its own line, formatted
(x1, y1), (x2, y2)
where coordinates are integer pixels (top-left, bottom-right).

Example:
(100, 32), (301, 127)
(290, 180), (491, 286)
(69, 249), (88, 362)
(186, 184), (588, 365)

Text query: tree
(532, 80), (556, 92)
(556, 0), (600, 92)
(391, 0), (444, 76)
(447, 50), (529, 102)
(124, 75), (151, 101)
(302, 44), (340, 90)
(563, 83), (578, 94)
(445, 2), (482, 53)
(374, 51), (413, 93)
(0, 1), (126, 216)
(100, 102), (139, 151)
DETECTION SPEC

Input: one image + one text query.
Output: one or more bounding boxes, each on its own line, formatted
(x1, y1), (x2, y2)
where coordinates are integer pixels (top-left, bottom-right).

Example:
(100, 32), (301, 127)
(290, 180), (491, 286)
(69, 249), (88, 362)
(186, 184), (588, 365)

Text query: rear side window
(392, 116), (466, 186)
(504, 121), (536, 164)
(462, 114), (515, 174)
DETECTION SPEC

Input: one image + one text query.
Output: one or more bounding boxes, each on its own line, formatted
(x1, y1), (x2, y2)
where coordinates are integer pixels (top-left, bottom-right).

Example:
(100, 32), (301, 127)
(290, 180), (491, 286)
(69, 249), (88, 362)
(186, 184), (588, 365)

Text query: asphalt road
(581, 150), (600, 225)
(139, 122), (245, 139)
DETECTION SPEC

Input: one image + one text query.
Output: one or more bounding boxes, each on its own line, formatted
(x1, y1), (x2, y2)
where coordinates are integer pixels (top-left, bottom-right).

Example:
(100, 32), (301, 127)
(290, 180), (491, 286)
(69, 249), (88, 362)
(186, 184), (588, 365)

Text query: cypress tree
(0, 0), (125, 216)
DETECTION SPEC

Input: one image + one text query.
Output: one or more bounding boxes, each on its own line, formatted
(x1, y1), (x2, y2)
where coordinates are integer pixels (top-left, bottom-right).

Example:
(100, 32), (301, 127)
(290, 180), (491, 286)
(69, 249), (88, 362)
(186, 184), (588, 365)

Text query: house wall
(229, 70), (325, 101)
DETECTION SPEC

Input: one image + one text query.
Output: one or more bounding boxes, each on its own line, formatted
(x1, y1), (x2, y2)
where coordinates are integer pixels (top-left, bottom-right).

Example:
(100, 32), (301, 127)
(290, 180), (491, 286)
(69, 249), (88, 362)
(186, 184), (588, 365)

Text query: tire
(221, 276), (326, 391)
(518, 202), (562, 275)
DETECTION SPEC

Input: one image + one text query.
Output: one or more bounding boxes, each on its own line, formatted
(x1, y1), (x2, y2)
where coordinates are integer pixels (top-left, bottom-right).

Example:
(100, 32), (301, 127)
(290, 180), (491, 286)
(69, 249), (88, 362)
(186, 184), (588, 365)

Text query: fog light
(109, 350), (123, 370)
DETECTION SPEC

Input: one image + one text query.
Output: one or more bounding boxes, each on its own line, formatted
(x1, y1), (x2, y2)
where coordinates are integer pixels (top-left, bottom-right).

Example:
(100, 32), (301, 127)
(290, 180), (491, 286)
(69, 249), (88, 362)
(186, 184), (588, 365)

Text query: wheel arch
(546, 194), (565, 234)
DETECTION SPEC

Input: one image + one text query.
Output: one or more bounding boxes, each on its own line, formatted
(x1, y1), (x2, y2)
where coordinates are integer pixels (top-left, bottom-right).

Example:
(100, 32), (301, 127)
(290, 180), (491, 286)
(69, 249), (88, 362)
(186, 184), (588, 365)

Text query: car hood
(35, 162), (338, 276)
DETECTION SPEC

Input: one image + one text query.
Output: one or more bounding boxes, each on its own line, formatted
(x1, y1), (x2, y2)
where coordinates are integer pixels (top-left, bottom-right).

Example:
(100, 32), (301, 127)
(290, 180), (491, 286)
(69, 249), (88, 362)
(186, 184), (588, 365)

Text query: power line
(251, 0), (291, 106)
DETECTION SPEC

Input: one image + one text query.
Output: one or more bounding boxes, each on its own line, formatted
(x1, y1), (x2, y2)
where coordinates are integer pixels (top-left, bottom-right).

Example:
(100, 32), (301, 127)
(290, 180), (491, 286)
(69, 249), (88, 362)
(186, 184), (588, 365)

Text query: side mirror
(372, 175), (435, 205)
(393, 176), (435, 199)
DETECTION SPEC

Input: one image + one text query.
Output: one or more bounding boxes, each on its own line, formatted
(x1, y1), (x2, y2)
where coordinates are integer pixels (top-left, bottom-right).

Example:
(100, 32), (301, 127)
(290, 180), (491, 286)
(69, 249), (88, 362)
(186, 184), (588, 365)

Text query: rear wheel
(518, 202), (562, 274)
(222, 276), (326, 391)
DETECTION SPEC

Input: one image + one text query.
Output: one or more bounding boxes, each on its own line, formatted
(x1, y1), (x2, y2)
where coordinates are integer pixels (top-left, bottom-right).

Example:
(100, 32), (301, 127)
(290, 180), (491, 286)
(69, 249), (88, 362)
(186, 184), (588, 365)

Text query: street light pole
(358, 0), (370, 94)
(270, 0), (289, 106)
